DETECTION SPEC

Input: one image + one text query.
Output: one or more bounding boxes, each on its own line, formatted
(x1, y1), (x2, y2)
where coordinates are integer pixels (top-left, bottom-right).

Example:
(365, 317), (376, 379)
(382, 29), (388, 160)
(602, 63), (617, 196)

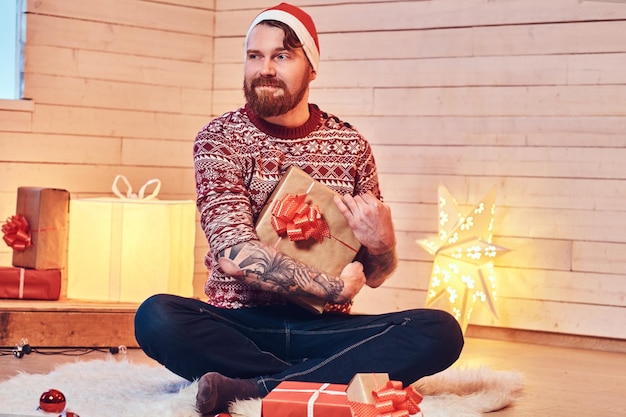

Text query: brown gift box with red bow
(255, 166), (361, 314)
(0, 266), (61, 300)
(9, 187), (70, 270)
(346, 373), (423, 417)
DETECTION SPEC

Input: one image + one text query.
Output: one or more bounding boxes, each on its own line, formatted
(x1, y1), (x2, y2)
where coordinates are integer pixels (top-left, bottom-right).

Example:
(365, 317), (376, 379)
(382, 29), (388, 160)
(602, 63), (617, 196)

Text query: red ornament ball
(62, 412), (80, 417)
(39, 389), (66, 413)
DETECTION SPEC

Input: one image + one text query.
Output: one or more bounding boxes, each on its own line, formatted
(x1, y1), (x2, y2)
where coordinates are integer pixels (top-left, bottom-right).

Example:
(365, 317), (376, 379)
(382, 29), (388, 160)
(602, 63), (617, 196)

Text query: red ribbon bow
(370, 381), (423, 417)
(2, 214), (32, 251)
(270, 193), (331, 244)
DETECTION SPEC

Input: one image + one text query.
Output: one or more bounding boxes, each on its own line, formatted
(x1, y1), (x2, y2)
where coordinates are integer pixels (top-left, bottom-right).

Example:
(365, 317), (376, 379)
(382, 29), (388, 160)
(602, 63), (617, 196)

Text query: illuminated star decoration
(418, 185), (510, 333)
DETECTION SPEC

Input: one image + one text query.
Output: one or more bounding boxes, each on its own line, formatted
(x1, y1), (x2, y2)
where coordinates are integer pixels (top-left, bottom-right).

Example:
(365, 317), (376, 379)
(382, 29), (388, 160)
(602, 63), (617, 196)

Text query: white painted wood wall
(0, 0), (624, 340)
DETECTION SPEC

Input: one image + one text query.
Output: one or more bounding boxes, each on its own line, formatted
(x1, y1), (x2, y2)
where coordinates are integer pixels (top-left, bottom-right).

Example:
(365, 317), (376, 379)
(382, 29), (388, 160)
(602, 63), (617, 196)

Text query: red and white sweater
(194, 103), (381, 310)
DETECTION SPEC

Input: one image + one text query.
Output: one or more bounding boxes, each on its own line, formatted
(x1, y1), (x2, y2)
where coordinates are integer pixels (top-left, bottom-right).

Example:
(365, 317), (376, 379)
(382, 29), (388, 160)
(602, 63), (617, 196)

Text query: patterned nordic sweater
(193, 103), (381, 310)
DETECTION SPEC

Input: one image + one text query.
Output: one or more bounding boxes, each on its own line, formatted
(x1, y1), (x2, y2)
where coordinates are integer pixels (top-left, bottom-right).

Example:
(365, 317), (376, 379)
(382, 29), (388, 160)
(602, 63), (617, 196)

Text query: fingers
(359, 191), (379, 206)
(342, 260), (364, 275)
(334, 191), (378, 216)
(342, 194), (362, 216)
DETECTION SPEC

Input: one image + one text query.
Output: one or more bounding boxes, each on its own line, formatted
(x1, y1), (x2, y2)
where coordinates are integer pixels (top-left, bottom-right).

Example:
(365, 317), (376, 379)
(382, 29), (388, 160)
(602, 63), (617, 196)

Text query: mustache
(250, 78), (286, 89)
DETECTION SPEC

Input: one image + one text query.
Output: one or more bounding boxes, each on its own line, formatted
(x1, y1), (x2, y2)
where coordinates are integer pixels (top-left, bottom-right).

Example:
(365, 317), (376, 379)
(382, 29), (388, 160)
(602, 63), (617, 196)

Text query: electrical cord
(0, 339), (127, 358)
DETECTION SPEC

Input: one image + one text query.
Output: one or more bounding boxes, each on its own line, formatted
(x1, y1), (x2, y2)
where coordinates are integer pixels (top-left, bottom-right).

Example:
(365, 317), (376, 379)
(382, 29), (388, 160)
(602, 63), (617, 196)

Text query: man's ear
(309, 68), (317, 82)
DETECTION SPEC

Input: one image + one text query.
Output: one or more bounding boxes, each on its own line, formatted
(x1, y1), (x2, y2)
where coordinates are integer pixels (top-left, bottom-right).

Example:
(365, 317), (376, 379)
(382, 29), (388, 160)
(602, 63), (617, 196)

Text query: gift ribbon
(270, 191), (331, 244)
(2, 214), (32, 251)
(371, 381), (422, 417)
(112, 175), (161, 200)
(18, 268), (25, 299)
(272, 383), (347, 417)
(349, 380), (423, 417)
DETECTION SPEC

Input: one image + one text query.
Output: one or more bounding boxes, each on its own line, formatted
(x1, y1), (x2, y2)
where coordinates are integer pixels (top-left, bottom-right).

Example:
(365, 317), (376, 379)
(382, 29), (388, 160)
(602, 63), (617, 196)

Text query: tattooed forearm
(360, 247), (398, 288)
(218, 241), (345, 302)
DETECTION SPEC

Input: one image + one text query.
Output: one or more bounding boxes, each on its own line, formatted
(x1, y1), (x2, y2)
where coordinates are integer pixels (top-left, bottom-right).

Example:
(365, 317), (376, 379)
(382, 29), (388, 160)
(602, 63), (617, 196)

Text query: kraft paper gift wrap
(10, 187), (70, 270)
(346, 373), (423, 417)
(346, 373), (390, 405)
(262, 381), (352, 417)
(255, 166), (361, 314)
(66, 177), (195, 302)
(0, 266), (62, 300)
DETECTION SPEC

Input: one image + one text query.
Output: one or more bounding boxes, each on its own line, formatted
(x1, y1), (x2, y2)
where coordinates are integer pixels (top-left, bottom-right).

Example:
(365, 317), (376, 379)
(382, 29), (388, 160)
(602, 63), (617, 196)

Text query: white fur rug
(0, 358), (523, 417)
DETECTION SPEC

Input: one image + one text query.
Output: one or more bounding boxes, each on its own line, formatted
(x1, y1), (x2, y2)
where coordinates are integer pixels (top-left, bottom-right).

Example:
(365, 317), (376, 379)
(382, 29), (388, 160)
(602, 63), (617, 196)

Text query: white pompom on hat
(245, 2), (320, 72)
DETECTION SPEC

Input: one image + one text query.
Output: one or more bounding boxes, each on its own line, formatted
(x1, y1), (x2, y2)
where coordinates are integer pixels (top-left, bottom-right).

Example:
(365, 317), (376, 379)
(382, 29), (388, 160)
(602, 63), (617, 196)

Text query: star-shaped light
(418, 185), (510, 333)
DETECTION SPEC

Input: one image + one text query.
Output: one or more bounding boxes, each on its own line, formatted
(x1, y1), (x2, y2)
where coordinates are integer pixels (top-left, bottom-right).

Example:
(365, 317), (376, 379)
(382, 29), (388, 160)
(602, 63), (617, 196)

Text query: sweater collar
(244, 103), (322, 139)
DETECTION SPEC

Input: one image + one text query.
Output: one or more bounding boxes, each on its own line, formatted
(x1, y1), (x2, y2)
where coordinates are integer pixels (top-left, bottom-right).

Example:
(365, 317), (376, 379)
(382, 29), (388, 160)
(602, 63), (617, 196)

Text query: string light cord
(31, 347), (126, 355)
(0, 339), (127, 358)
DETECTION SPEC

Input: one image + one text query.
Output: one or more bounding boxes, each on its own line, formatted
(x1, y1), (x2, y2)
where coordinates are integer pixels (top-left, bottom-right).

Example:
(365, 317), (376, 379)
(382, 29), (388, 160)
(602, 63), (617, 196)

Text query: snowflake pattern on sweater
(194, 103), (381, 311)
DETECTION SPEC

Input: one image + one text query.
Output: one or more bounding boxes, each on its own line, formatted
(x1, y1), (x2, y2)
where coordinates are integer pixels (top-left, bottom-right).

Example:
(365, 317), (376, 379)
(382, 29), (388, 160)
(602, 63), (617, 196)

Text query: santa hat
(245, 2), (320, 72)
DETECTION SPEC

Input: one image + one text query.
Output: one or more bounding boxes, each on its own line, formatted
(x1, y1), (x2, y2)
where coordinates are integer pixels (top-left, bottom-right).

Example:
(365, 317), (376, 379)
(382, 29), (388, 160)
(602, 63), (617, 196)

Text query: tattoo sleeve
(218, 241), (345, 302)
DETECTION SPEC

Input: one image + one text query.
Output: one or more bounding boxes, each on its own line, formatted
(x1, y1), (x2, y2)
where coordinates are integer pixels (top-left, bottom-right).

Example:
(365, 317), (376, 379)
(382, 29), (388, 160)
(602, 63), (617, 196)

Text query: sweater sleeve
(193, 117), (258, 263)
(353, 131), (383, 200)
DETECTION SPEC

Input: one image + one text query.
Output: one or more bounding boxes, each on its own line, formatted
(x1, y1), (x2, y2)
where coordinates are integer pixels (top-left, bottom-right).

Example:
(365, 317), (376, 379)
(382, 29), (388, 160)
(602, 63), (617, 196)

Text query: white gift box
(67, 177), (196, 302)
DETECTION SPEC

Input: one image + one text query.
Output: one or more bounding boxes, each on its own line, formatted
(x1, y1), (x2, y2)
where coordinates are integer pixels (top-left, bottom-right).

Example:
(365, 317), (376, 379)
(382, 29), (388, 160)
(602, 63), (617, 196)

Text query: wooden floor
(1, 337), (625, 416)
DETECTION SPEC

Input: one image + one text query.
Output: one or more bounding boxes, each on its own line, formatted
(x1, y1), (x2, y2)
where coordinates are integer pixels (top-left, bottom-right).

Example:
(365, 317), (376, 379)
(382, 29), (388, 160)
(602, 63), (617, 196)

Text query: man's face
(244, 23), (315, 118)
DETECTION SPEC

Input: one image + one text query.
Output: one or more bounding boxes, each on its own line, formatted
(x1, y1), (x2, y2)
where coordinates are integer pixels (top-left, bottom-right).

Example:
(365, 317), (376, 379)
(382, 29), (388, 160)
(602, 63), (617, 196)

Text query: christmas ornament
(39, 389), (66, 413)
(61, 412), (80, 417)
(418, 185), (510, 333)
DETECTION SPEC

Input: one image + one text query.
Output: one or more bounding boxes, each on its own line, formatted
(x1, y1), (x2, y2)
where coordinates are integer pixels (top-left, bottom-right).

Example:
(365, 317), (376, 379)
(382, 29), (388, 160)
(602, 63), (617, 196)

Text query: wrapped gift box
(0, 266), (62, 300)
(262, 381), (352, 417)
(11, 187), (70, 270)
(255, 166), (361, 313)
(346, 373), (390, 405)
(67, 197), (196, 302)
(346, 373), (422, 417)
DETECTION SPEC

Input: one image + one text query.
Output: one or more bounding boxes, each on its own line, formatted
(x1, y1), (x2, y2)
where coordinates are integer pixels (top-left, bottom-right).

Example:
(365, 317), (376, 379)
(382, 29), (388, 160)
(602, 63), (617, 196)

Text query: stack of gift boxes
(1, 187), (69, 300)
(263, 372), (423, 417)
(1, 182), (196, 303)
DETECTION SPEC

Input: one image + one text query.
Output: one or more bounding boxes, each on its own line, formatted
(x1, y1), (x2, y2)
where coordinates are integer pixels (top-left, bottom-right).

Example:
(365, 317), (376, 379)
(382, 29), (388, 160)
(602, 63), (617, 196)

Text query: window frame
(0, 0), (26, 102)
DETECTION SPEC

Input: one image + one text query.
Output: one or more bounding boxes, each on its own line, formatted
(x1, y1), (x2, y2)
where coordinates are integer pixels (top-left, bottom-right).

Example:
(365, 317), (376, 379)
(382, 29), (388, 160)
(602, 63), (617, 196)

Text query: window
(0, 0), (25, 100)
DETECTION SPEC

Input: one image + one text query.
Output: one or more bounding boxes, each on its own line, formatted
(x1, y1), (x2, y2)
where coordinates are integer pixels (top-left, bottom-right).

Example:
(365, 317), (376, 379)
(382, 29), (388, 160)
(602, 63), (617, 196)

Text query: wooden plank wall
(1, 0), (625, 341)
(212, 0), (626, 340)
(0, 0), (215, 295)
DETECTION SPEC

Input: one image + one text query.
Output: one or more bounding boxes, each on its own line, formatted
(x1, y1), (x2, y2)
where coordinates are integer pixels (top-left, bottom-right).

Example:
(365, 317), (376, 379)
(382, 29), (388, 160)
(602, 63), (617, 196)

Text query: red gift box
(0, 266), (62, 300)
(262, 381), (352, 417)
(8, 187), (70, 270)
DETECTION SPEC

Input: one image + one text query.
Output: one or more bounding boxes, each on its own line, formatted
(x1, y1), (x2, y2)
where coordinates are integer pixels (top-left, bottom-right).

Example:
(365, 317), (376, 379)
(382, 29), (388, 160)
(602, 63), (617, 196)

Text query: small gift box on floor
(4, 187), (70, 270)
(255, 166), (361, 313)
(346, 373), (423, 417)
(262, 381), (352, 417)
(0, 266), (62, 300)
(66, 176), (196, 303)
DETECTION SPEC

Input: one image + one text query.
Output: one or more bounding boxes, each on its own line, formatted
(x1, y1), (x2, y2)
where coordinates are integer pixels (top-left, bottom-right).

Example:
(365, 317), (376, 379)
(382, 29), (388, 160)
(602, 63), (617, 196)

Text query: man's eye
(276, 54), (288, 60)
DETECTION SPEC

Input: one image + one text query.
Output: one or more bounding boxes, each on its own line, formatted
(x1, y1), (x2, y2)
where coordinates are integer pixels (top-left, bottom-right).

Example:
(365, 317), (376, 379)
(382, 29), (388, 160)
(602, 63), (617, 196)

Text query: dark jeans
(134, 294), (464, 396)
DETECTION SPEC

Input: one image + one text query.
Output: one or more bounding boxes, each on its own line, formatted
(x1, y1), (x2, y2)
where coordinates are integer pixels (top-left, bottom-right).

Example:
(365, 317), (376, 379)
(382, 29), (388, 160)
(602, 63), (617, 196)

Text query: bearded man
(134, 3), (464, 415)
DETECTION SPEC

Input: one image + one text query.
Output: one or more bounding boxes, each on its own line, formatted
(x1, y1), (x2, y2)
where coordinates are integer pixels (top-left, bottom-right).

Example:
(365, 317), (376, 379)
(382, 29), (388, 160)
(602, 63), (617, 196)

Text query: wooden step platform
(0, 299), (140, 348)
(2, 299), (625, 353)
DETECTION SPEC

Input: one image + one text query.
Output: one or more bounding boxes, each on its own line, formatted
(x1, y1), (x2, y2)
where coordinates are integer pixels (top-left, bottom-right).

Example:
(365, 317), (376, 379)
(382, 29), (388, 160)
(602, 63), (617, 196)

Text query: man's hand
(334, 191), (396, 255)
(334, 261), (365, 303)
